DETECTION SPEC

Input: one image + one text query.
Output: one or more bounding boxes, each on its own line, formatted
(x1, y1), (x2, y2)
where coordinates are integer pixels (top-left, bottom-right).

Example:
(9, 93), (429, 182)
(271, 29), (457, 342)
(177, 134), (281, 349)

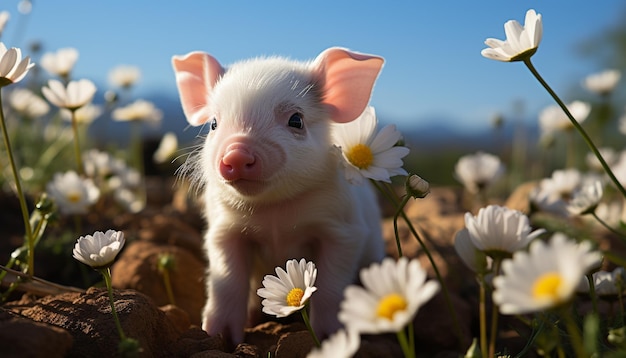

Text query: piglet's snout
(219, 143), (262, 181)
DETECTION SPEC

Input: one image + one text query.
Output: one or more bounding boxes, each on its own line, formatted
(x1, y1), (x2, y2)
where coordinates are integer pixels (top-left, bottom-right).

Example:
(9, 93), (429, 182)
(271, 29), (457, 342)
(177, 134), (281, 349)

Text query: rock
(5, 287), (212, 357)
(160, 304), (192, 334)
(136, 212), (205, 258)
(504, 181), (537, 214)
(413, 291), (473, 354)
(111, 240), (206, 326)
(0, 307), (73, 358)
(275, 330), (315, 357)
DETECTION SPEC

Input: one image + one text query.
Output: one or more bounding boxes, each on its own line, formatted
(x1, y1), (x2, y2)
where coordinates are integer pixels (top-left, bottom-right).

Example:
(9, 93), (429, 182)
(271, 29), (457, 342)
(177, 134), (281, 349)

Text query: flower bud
(405, 174), (430, 199)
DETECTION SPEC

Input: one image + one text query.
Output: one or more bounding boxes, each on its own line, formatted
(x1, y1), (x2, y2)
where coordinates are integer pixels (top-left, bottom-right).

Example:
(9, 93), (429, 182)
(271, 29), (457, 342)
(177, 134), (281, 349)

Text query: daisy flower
(60, 103), (103, 124)
(338, 257), (439, 334)
(566, 179), (603, 216)
(42, 79), (97, 111)
(306, 329), (360, 358)
(620, 111), (626, 136)
(332, 106), (409, 185)
(112, 187), (145, 214)
(577, 268), (625, 298)
(108, 64), (141, 89)
(257, 258), (318, 318)
(40, 47), (79, 79)
(464, 205), (545, 257)
(0, 42), (34, 87)
(153, 132), (178, 164)
(594, 267), (625, 298)
(0, 11), (9, 37)
(539, 101), (591, 136)
(8, 87), (50, 118)
(586, 147), (618, 172)
(46, 170), (100, 215)
(530, 168), (584, 216)
(481, 9), (542, 62)
(72, 229), (138, 352)
(454, 151), (504, 194)
(594, 200), (625, 229)
(72, 229), (125, 269)
(454, 228), (490, 274)
(493, 233), (602, 314)
(112, 99), (163, 123)
(83, 149), (121, 180)
(582, 69), (621, 96)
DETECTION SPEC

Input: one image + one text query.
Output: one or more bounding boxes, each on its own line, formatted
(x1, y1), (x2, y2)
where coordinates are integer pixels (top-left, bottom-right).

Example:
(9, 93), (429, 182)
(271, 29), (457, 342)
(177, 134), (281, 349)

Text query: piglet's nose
(219, 145), (261, 181)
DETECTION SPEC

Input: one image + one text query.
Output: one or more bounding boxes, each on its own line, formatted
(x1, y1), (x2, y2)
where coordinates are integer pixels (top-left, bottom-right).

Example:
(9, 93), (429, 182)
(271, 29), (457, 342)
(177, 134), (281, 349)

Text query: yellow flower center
(532, 272), (563, 300)
(376, 293), (407, 320)
(66, 192), (82, 203)
(346, 143), (374, 169)
(286, 288), (304, 307)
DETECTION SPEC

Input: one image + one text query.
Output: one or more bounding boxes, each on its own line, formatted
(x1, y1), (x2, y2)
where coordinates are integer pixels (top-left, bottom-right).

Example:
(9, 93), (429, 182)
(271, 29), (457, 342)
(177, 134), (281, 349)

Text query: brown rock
(5, 287), (208, 357)
(136, 212), (205, 258)
(173, 327), (226, 357)
(504, 180), (537, 214)
(275, 330), (315, 358)
(111, 240), (206, 326)
(160, 304), (192, 334)
(0, 307), (73, 358)
(413, 291), (473, 354)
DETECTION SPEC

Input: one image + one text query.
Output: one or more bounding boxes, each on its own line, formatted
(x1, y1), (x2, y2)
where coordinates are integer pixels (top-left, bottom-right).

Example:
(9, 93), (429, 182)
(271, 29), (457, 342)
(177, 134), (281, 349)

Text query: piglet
(171, 47), (386, 344)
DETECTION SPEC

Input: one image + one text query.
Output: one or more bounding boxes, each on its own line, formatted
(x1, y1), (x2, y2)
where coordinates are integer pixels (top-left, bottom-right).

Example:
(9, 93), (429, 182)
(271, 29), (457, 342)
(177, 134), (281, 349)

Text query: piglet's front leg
(202, 230), (251, 345)
(308, 225), (371, 339)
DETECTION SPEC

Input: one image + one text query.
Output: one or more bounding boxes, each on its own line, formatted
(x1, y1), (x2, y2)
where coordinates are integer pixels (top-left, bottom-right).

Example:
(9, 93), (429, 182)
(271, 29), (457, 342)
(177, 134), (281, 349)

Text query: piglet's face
(172, 48), (384, 202)
(203, 58), (332, 201)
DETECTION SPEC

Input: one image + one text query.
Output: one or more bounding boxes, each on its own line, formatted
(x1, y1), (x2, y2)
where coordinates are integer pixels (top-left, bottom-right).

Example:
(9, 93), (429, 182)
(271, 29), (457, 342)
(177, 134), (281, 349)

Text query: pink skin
(172, 47), (385, 345)
(219, 143), (259, 181)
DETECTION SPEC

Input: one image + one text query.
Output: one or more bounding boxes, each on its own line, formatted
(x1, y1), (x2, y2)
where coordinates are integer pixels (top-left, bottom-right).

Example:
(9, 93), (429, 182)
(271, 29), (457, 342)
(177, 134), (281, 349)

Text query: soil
(0, 178), (616, 357)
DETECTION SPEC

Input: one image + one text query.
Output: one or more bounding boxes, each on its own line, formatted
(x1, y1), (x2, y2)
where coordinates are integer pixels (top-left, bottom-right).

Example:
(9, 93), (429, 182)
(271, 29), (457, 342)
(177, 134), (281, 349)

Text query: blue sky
(2, 1), (625, 134)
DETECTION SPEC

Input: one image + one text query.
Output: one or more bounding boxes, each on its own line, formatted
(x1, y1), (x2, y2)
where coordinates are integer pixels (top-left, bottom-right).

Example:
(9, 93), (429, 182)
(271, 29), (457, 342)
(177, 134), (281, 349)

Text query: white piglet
(171, 47), (386, 344)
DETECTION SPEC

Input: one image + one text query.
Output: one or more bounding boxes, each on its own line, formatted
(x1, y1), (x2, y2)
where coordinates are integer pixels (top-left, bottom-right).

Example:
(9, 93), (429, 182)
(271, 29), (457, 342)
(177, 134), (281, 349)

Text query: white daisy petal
(256, 258), (317, 318)
(73, 230), (125, 268)
(493, 233), (602, 314)
(481, 9), (542, 62)
(339, 257), (439, 335)
(332, 106), (409, 184)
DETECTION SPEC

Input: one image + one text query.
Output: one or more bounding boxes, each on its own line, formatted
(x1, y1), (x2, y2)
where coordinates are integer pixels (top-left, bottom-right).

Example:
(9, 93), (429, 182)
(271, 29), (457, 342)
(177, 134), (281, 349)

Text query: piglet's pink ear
(314, 47), (384, 123)
(172, 51), (224, 126)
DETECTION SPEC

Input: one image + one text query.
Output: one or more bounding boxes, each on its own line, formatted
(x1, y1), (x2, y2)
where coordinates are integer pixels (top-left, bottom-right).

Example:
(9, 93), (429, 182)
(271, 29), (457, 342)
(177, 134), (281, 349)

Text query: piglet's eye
(287, 113), (304, 129)
(210, 118), (218, 131)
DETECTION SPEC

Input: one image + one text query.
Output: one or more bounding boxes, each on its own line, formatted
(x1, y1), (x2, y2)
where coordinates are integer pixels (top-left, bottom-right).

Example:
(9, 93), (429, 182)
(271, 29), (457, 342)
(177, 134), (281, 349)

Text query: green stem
(300, 307), (320, 347)
(618, 289), (625, 327)
(479, 275), (488, 358)
(101, 267), (127, 341)
(586, 274), (598, 319)
(560, 306), (586, 358)
(392, 195), (411, 257)
(162, 268), (176, 305)
(407, 318), (415, 355)
(70, 109), (84, 175)
(591, 212), (626, 240)
(396, 327), (415, 358)
(488, 257), (503, 358)
(0, 90), (34, 277)
(523, 59), (626, 199)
